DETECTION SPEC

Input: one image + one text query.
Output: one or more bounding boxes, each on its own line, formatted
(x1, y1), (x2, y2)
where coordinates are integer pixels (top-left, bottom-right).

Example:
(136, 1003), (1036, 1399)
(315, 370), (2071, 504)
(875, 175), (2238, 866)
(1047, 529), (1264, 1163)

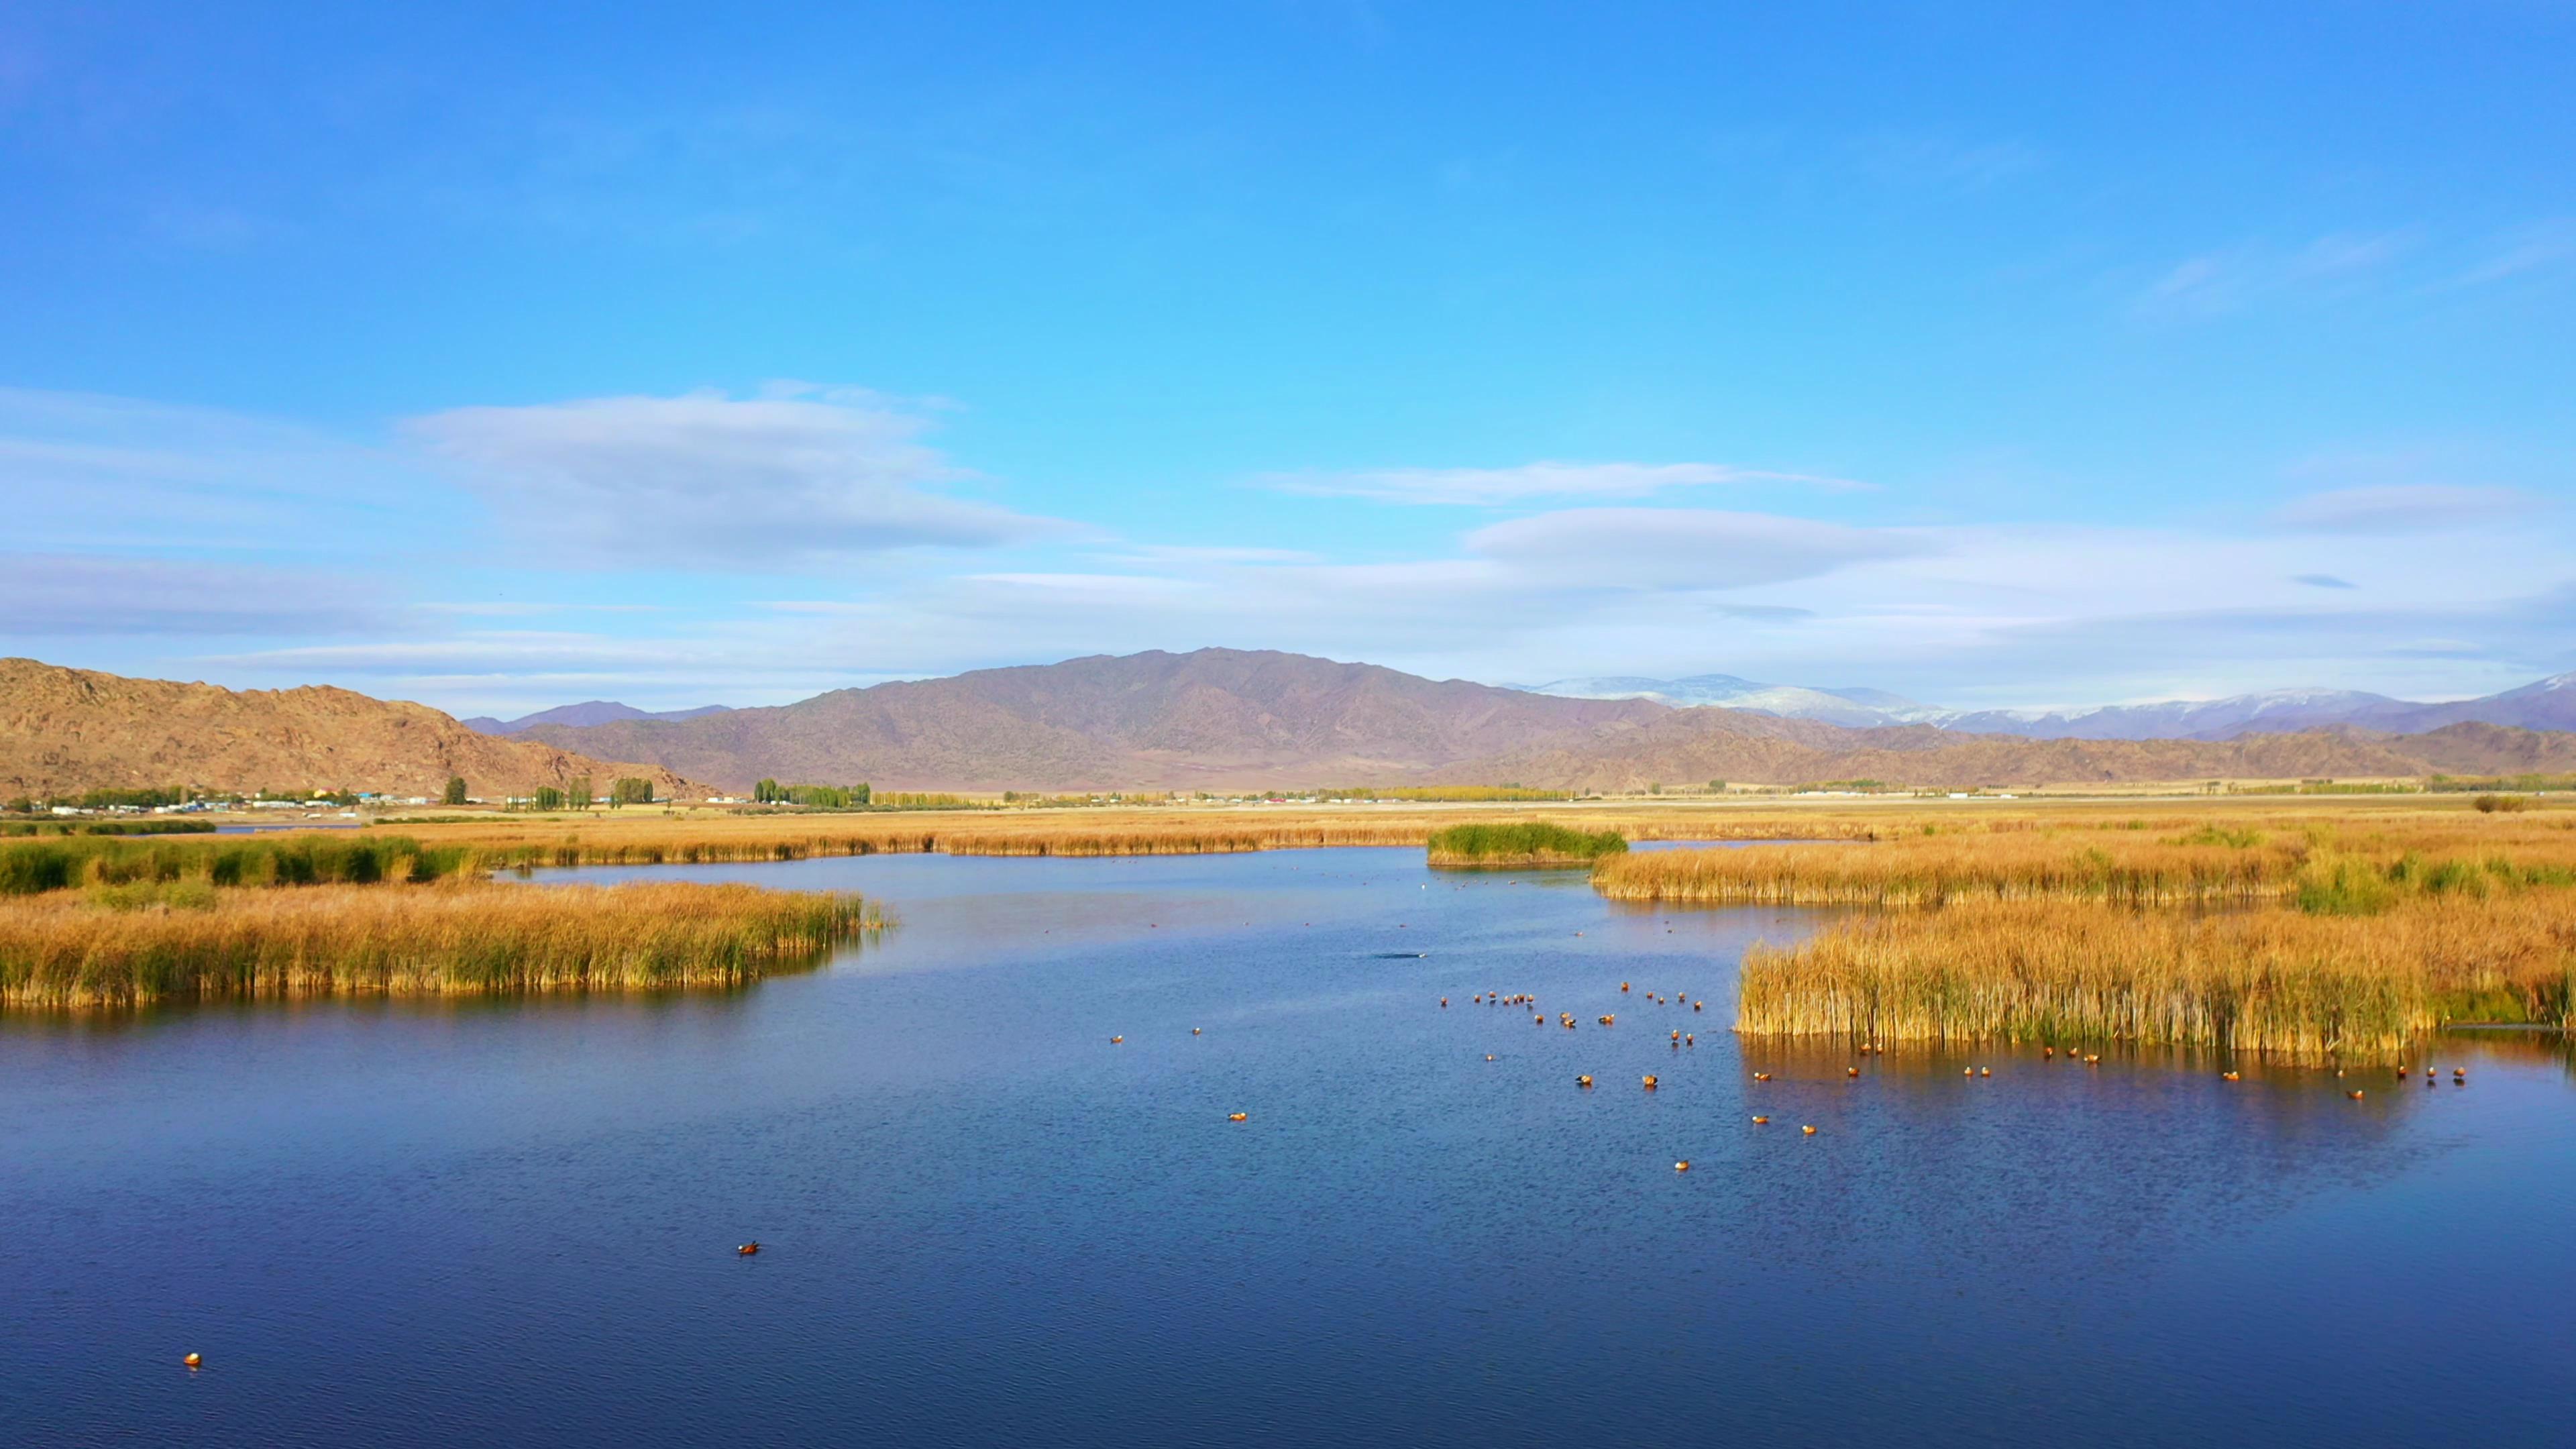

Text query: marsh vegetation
(1426, 821), (1629, 867)
(0, 881), (877, 1008)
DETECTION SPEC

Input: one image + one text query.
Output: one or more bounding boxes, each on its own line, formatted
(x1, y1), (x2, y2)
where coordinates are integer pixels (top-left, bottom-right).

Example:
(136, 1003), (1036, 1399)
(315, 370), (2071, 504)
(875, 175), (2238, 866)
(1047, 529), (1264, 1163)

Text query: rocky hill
(0, 658), (704, 800)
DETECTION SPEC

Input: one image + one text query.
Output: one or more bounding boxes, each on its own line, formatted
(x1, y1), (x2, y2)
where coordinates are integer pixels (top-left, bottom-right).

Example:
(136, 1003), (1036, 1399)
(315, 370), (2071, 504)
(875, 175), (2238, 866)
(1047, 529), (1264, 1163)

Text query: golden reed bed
(0, 881), (879, 1009)
(1593, 812), (2576, 906)
(1737, 896), (2576, 1059)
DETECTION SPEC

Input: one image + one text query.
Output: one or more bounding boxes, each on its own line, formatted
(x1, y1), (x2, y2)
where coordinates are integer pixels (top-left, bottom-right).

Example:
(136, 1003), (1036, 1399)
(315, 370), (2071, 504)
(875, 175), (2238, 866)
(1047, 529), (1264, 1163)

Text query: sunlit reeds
(1736, 896), (2576, 1059)
(1594, 816), (2576, 911)
(1593, 834), (2308, 906)
(0, 881), (880, 1009)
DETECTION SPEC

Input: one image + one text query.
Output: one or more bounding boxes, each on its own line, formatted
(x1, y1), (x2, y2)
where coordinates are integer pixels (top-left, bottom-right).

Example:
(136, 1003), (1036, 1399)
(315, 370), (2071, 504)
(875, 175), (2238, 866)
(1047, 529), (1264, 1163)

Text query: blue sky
(3, 1), (2571, 715)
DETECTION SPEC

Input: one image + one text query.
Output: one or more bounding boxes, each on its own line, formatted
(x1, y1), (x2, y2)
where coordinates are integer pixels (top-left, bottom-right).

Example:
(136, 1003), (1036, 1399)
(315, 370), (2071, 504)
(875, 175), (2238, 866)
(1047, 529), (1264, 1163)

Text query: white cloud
(2273, 484), (2543, 534)
(407, 386), (1075, 565)
(1265, 460), (1854, 505)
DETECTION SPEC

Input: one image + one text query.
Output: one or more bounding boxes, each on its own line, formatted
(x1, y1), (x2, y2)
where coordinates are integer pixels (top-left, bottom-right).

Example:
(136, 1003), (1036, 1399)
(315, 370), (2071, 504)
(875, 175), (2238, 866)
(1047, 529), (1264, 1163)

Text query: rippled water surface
(4, 847), (2571, 1446)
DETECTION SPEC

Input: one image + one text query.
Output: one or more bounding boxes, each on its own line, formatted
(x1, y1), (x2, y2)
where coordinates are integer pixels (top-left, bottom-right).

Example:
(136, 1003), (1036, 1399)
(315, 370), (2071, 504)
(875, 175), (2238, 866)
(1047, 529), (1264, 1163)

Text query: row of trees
(752, 780), (871, 807)
(500, 775), (661, 811)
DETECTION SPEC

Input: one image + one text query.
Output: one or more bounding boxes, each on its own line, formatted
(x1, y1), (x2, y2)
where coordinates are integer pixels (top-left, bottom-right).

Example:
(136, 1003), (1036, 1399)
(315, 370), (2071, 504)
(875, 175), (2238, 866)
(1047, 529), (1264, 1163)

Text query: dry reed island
(0, 833), (879, 1008)
(1, 797), (2569, 1064)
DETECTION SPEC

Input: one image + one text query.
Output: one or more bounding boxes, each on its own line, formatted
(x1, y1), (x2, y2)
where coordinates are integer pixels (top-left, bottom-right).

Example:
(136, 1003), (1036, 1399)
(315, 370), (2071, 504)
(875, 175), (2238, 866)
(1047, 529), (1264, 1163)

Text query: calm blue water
(3, 847), (2571, 1447)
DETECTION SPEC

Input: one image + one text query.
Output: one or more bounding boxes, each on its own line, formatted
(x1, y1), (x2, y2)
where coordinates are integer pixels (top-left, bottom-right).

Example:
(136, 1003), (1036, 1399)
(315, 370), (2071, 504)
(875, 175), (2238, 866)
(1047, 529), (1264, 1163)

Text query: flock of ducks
(1432, 976), (2482, 1164)
(1086, 965), (2481, 1193)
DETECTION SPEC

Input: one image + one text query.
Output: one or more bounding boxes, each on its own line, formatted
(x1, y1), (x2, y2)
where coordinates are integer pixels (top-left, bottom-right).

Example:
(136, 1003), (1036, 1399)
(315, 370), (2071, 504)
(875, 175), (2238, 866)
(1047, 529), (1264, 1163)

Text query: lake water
(3, 847), (2571, 1446)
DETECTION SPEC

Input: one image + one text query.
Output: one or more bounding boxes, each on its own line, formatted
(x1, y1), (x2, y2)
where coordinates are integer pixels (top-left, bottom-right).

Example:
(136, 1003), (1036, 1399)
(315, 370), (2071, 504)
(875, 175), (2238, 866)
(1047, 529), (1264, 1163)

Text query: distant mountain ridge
(522, 647), (2576, 792)
(463, 701), (733, 735)
(1522, 671), (2576, 739)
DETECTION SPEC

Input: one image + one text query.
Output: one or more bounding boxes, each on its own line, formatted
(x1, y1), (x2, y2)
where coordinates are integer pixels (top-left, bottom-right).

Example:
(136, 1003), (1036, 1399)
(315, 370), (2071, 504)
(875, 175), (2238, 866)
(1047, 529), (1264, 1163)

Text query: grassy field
(0, 880), (879, 1009)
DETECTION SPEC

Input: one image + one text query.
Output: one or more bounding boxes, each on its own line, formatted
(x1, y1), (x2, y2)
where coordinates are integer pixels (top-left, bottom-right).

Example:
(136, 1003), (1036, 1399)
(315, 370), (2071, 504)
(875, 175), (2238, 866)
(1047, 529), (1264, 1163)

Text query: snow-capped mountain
(1513, 675), (1947, 728)
(1512, 673), (2576, 739)
(1941, 689), (2416, 741)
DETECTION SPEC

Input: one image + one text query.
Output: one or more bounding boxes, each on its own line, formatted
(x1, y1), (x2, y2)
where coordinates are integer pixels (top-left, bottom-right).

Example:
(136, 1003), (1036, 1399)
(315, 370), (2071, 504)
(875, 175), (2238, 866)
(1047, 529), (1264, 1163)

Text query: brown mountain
(523, 649), (1670, 791)
(0, 658), (704, 800)
(523, 647), (2576, 792)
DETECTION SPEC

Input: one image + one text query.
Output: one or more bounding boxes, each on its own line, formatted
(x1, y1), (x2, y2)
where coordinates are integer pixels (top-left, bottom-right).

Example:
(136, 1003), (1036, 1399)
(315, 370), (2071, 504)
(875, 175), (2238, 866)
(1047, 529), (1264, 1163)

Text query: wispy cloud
(1264, 460), (1858, 505)
(2290, 574), (2357, 589)
(2134, 230), (2416, 321)
(2448, 218), (2576, 288)
(0, 554), (390, 637)
(1844, 135), (2045, 191)
(2272, 484), (2544, 534)
(407, 385), (1079, 567)
(1466, 508), (1929, 589)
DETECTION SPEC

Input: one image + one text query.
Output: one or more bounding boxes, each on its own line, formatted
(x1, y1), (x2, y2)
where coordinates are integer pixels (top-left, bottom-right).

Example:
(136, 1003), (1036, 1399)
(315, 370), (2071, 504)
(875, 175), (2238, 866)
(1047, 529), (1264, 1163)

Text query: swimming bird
(2348, 1089), (2366, 1100)
(738, 1242), (760, 1256)
(1752, 1071), (1772, 1082)
(1621, 982), (1630, 992)
(1672, 1030), (1682, 1042)
(1802, 1124), (1817, 1135)
(1642, 1075), (1658, 1089)
(1578, 1075), (1594, 1088)
(1686, 1034), (1695, 1046)
(1846, 1066), (1860, 1078)
(1441, 998), (1448, 1008)
(1980, 1067), (1992, 1077)
(2455, 1068), (2467, 1082)
(1111, 1036), (1124, 1044)
(1599, 1015), (1616, 1026)
(1228, 1113), (1248, 1122)
(1674, 1161), (1691, 1173)
(1485, 1055), (1496, 1061)
(183, 1353), (201, 1369)
(1751, 1116), (1769, 1125)
(2221, 1071), (2241, 1082)
(1964, 1067), (1974, 1077)
(1192, 1028), (1202, 1034)
(1693, 1002), (1703, 1012)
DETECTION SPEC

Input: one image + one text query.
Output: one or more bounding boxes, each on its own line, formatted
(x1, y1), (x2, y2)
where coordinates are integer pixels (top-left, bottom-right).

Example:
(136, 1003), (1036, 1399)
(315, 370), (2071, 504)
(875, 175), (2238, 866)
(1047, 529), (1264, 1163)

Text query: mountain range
(1521, 672), (2576, 739)
(11, 650), (2575, 799)
(515, 648), (2576, 792)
